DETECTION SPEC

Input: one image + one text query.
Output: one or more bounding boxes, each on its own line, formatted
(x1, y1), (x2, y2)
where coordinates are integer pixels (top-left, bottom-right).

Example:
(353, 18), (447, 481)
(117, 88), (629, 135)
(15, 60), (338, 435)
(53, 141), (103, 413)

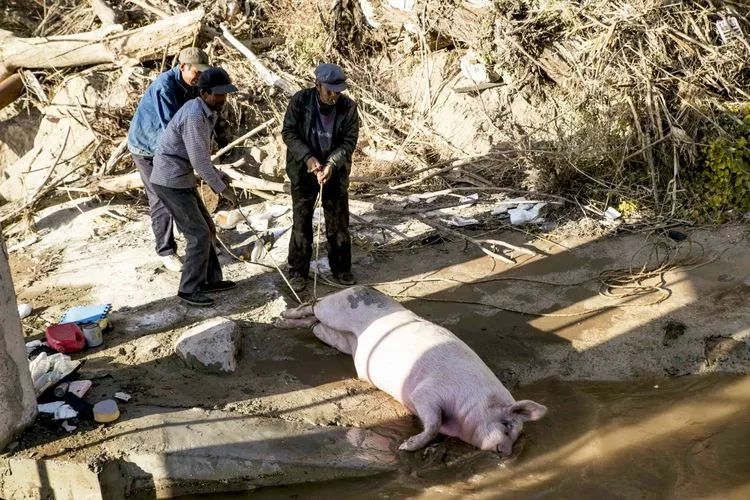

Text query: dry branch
(0, 9), (203, 71)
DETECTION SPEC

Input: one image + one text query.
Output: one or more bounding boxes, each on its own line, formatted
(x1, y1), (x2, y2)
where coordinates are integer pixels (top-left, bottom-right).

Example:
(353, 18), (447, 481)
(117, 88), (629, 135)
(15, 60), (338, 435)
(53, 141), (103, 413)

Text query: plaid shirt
(151, 98), (226, 193)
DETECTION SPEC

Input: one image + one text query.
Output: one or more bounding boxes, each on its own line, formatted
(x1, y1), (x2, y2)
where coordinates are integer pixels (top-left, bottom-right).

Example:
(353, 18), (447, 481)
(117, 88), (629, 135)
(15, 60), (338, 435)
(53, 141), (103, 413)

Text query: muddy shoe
(333, 272), (356, 286)
(290, 276), (306, 292)
(160, 254), (183, 272)
(201, 280), (237, 293)
(178, 291), (214, 307)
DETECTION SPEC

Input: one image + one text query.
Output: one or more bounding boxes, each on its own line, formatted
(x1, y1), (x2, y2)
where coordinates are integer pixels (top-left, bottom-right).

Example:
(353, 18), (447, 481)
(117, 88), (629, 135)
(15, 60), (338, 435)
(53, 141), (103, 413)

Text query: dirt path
(2, 196), (750, 498)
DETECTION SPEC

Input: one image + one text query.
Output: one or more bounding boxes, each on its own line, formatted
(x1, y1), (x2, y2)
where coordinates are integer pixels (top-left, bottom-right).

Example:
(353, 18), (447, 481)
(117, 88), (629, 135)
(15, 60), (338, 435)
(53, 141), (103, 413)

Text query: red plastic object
(45, 323), (85, 353)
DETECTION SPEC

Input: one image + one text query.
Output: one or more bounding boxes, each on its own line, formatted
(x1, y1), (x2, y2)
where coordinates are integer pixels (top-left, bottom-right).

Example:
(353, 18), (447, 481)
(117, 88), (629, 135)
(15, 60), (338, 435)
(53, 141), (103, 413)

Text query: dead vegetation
(1, 0), (749, 243)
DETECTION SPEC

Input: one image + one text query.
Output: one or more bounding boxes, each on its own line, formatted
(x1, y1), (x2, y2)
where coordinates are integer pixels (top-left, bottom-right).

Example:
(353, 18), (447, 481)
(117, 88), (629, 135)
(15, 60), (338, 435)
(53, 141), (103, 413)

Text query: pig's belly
(352, 311), (458, 405)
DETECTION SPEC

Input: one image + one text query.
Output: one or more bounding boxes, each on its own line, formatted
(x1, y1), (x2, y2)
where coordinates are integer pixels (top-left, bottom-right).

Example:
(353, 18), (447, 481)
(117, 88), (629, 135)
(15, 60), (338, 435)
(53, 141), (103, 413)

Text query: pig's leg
(281, 304), (315, 319)
(399, 391), (442, 451)
(312, 323), (357, 355)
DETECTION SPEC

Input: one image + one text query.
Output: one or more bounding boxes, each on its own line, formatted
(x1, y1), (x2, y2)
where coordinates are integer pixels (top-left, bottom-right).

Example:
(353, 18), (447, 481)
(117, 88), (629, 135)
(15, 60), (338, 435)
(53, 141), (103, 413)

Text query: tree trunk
(0, 233), (38, 452)
(0, 9), (203, 71)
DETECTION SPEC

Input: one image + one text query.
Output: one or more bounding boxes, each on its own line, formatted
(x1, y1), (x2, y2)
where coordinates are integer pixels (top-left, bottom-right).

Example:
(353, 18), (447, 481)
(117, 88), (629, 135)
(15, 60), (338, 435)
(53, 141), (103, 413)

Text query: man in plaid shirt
(151, 67), (240, 307)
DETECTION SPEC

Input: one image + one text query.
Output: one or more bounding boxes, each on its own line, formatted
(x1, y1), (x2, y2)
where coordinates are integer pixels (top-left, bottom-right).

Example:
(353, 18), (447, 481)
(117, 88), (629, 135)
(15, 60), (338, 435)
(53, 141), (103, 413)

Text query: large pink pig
(277, 286), (546, 455)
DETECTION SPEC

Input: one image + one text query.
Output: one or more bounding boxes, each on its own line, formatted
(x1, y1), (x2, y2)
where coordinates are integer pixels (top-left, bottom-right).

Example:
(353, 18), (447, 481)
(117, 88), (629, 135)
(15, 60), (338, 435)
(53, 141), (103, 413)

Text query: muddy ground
(2, 192), (750, 498)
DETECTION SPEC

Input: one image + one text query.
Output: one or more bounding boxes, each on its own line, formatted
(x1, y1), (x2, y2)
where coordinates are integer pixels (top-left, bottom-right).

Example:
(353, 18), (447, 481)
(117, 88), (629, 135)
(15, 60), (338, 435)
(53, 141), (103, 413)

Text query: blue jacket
(127, 67), (197, 157)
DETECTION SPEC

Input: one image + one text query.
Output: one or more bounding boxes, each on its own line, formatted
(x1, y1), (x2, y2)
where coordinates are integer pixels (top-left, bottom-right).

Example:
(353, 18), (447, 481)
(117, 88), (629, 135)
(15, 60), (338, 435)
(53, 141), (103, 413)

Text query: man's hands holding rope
(306, 156), (333, 185)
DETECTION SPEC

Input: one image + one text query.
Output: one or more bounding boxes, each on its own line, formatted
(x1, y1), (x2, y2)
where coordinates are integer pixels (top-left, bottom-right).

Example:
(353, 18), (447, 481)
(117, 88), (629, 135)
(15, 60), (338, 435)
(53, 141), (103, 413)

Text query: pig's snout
(496, 442), (513, 457)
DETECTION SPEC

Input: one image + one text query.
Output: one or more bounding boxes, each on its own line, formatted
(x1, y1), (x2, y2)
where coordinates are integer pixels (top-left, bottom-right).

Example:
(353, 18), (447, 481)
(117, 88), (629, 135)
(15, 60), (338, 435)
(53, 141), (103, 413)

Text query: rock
(174, 317), (239, 374)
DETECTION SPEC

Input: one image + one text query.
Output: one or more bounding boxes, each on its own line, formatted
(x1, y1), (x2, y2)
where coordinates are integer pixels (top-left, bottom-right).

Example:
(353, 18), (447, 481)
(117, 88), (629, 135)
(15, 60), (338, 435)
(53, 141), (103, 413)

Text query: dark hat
(178, 47), (211, 71)
(197, 67), (238, 94)
(314, 63), (348, 92)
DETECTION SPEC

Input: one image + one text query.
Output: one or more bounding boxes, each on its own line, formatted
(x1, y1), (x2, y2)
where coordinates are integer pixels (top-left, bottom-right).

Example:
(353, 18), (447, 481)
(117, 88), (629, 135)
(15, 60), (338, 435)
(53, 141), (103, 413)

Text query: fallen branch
(220, 23), (300, 97)
(413, 214), (536, 265)
(211, 118), (274, 161)
(0, 9), (203, 71)
(100, 137), (129, 176)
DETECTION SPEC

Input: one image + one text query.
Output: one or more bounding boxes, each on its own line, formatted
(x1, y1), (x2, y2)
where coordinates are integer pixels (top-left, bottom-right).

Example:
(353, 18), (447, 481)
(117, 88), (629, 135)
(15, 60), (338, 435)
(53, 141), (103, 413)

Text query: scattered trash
(25, 340), (43, 355)
(38, 401), (66, 414)
(93, 399), (120, 423)
(311, 256), (331, 274)
(29, 352), (82, 396)
(45, 323), (85, 353)
(17, 303), (32, 319)
(604, 207), (622, 220)
(441, 216), (480, 227)
(59, 304), (111, 325)
(491, 198), (540, 216)
(81, 323), (104, 348)
(61, 421), (77, 433)
(215, 209), (244, 229)
(456, 193), (479, 205)
(717, 16), (743, 44)
(114, 392), (131, 402)
(99, 317), (114, 333)
(667, 230), (688, 242)
(509, 203), (546, 225)
(53, 382), (69, 398)
(53, 404), (78, 421)
(68, 380), (92, 398)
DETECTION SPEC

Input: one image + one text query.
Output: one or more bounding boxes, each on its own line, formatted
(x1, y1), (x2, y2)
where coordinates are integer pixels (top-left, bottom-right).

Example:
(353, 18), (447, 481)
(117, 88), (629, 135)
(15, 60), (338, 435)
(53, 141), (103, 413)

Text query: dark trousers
(132, 154), (176, 257)
(152, 185), (222, 294)
(288, 173), (351, 278)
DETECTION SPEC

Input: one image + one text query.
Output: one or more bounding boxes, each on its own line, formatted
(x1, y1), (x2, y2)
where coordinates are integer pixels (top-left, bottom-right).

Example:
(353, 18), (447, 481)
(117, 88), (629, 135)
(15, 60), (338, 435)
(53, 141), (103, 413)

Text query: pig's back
(353, 311), (501, 406)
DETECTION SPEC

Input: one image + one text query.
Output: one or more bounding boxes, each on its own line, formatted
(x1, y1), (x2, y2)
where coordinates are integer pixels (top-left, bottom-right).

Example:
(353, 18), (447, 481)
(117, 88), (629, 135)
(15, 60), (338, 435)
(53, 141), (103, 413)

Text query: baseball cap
(178, 47), (211, 71)
(314, 63), (348, 92)
(197, 67), (239, 94)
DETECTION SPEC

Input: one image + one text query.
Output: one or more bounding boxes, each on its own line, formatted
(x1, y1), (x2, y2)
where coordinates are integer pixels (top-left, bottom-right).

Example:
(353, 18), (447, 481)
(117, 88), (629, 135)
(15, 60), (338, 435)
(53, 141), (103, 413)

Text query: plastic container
(82, 323), (103, 347)
(45, 323), (85, 353)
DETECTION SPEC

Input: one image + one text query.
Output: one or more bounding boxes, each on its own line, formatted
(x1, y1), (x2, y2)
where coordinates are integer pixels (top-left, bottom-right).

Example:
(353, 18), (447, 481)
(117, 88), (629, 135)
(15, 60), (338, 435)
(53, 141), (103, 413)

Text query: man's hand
(221, 187), (239, 208)
(306, 156), (323, 173)
(316, 164), (333, 185)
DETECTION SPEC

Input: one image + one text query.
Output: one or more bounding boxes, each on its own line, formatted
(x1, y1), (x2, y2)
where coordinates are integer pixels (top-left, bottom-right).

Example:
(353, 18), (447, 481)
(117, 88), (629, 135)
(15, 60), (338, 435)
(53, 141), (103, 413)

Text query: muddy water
(181, 374), (750, 499)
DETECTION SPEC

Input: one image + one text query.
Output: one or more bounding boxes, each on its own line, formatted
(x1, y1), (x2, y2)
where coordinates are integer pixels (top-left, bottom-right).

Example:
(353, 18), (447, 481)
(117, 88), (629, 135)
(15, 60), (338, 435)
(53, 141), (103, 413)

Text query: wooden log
(0, 74), (24, 112)
(0, 9), (203, 71)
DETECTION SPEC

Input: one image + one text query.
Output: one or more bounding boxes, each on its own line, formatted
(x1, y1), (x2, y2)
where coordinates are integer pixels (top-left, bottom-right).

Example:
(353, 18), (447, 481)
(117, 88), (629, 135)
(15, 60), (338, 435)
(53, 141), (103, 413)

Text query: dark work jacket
(281, 88), (359, 188)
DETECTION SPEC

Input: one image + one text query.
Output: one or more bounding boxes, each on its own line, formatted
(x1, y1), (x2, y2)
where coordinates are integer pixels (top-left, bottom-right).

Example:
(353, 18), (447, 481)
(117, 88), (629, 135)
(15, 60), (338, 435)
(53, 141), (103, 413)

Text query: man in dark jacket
(282, 63), (360, 292)
(127, 47), (210, 273)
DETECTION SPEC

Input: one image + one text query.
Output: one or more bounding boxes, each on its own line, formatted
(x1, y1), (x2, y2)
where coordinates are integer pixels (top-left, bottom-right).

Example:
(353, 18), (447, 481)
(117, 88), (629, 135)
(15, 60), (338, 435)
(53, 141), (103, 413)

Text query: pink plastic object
(45, 323), (85, 353)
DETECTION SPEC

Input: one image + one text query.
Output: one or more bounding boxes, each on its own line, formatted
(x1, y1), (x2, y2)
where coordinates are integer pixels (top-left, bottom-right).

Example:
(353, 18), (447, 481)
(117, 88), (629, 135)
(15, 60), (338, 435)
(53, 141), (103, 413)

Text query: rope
(312, 183), (324, 303)
(230, 206), (304, 305)
(309, 238), (727, 318)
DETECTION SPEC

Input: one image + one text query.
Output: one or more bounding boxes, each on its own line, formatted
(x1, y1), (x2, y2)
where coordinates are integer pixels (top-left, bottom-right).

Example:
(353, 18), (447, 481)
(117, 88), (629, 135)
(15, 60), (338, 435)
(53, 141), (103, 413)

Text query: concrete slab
(0, 407), (399, 499)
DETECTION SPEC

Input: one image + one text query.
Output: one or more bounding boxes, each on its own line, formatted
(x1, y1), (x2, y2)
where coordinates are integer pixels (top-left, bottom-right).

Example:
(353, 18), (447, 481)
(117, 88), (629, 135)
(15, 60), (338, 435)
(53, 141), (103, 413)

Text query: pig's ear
(509, 400), (547, 422)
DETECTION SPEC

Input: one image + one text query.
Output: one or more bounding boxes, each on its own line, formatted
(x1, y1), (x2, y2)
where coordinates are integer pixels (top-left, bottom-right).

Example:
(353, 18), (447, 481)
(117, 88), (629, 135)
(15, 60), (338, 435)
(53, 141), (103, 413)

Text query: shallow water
(180, 373), (750, 499)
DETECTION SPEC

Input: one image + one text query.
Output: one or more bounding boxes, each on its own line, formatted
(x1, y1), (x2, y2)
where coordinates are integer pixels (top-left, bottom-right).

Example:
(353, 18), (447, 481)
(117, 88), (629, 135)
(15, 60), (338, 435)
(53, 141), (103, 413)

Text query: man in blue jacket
(127, 47), (210, 272)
